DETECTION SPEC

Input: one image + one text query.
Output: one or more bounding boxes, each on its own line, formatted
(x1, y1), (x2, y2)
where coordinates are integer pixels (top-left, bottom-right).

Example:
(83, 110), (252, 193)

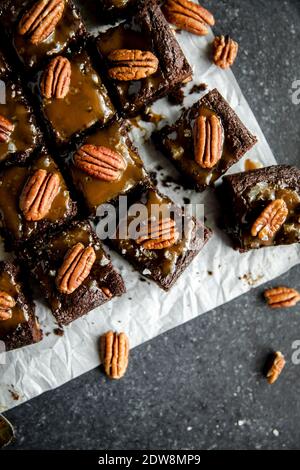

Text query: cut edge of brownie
(0, 261), (43, 351)
(153, 88), (258, 192)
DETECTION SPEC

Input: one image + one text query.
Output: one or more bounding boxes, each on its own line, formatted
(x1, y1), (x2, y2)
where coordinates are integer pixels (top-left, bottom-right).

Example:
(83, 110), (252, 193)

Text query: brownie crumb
(155, 164), (163, 171)
(53, 328), (64, 337)
(139, 277), (147, 282)
(9, 389), (20, 401)
(142, 108), (165, 125)
(190, 83), (208, 94)
(183, 197), (191, 204)
(168, 85), (185, 106)
(149, 171), (158, 186)
(208, 271), (213, 276)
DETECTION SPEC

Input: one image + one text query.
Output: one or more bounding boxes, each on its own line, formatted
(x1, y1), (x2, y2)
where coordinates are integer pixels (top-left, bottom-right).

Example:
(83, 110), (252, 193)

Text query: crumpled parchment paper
(0, 23), (299, 412)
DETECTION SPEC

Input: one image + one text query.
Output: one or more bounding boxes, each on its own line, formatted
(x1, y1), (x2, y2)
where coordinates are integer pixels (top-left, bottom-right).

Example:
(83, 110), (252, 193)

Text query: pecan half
(40, 56), (71, 99)
(108, 49), (159, 81)
(0, 291), (16, 321)
(100, 331), (129, 380)
(266, 352), (286, 385)
(18, 0), (65, 45)
(56, 243), (96, 295)
(213, 35), (239, 69)
(137, 218), (179, 250)
(264, 287), (300, 309)
(163, 0), (215, 36)
(251, 199), (288, 241)
(0, 115), (14, 144)
(194, 114), (223, 169)
(74, 144), (126, 182)
(19, 169), (60, 222)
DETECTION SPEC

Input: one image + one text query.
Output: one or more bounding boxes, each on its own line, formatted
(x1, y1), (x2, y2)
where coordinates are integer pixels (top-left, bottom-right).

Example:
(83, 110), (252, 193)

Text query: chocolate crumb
(149, 171), (158, 186)
(190, 83), (208, 94)
(168, 85), (185, 106)
(208, 271), (213, 276)
(183, 197), (191, 205)
(9, 389), (20, 401)
(53, 328), (64, 337)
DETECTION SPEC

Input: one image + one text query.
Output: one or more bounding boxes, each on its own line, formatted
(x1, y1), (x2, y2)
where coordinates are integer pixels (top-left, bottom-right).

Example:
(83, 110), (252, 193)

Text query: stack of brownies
(0, 0), (299, 353)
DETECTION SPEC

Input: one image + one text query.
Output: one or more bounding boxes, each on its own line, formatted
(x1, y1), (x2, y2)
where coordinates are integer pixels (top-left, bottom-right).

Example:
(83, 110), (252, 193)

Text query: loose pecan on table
(266, 352), (286, 385)
(74, 144), (126, 182)
(162, 0), (215, 36)
(213, 35), (239, 69)
(264, 287), (300, 309)
(56, 243), (96, 295)
(108, 49), (159, 81)
(18, 0), (65, 45)
(0, 115), (14, 144)
(40, 56), (71, 99)
(0, 291), (16, 321)
(251, 199), (288, 241)
(100, 331), (129, 380)
(19, 169), (60, 222)
(137, 218), (179, 250)
(193, 114), (223, 169)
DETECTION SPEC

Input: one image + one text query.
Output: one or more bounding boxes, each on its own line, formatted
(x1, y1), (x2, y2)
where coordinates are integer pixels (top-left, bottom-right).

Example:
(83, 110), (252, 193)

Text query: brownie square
(96, 0), (192, 117)
(153, 89), (258, 192)
(22, 221), (126, 325)
(220, 165), (300, 252)
(0, 151), (77, 248)
(31, 47), (116, 145)
(0, 261), (42, 351)
(67, 119), (150, 216)
(0, 77), (43, 168)
(0, 0), (86, 70)
(109, 187), (212, 291)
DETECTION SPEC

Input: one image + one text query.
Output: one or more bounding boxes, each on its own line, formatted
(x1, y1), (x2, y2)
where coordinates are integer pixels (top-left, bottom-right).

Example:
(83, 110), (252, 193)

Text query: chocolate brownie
(220, 165), (300, 251)
(96, 0), (192, 117)
(0, 76), (43, 168)
(22, 221), (126, 325)
(0, 261), (42, 351)
(153, 89), (258, 192)
(66, 119), (151, 216)
(0, 151), (77, 249)
(0, 0), (86, 70)
(30, 46), (116, 145)
(109, 187), (212, 291)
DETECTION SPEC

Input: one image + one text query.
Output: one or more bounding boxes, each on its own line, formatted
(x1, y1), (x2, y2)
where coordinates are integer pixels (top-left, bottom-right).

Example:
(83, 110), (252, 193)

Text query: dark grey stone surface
(3, 0), (300, 450)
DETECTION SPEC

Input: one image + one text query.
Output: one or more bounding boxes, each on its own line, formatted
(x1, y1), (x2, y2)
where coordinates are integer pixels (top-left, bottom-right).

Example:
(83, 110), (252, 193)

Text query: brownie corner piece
(110, 187), (212, 291)
(0, 261), (42, 351)
(220, 165), (300, 251)
(23, 220), (126, 325)
(153, 88), (258, 192)
(96, 0), (192, 116)
(0, 0), (86, 69)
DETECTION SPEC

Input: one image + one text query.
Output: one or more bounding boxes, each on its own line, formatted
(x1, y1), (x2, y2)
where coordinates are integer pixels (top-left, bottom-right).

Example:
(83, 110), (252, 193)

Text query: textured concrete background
(4, 0), (300, 450)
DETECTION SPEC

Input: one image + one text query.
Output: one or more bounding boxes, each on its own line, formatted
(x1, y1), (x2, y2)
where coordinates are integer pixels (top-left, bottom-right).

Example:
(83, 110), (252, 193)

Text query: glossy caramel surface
(0, 81), (40, 163)
(0, 269), (28, 337)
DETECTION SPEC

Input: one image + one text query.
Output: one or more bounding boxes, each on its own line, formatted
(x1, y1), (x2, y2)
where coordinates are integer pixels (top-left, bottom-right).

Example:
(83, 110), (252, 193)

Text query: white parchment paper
(0, 26), (299, 412)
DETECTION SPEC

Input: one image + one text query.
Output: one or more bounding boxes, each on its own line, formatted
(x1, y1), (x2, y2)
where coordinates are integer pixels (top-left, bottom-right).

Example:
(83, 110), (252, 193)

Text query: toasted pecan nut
(163, 0), (215, 36)
(56, 243), (96, 295)
(213, 35), (239, 69)
(194, 114), (223, 169)
(100, 331), (129, 380)
(0, 115), (14, 144)
(18, 0), (65, 45)
(264, 287), (300, 309)
(137, 218), (179, 250)
(266, 352), (286, 384)
(0, 291), (16, 321)
(108, 49), (159, 81)
(251, 199), (288, 241)
(40, 56), (71, 99)
(74, 144), (126, 182)
(102, 287), (113, 299)
(19, 169), (60, 222)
